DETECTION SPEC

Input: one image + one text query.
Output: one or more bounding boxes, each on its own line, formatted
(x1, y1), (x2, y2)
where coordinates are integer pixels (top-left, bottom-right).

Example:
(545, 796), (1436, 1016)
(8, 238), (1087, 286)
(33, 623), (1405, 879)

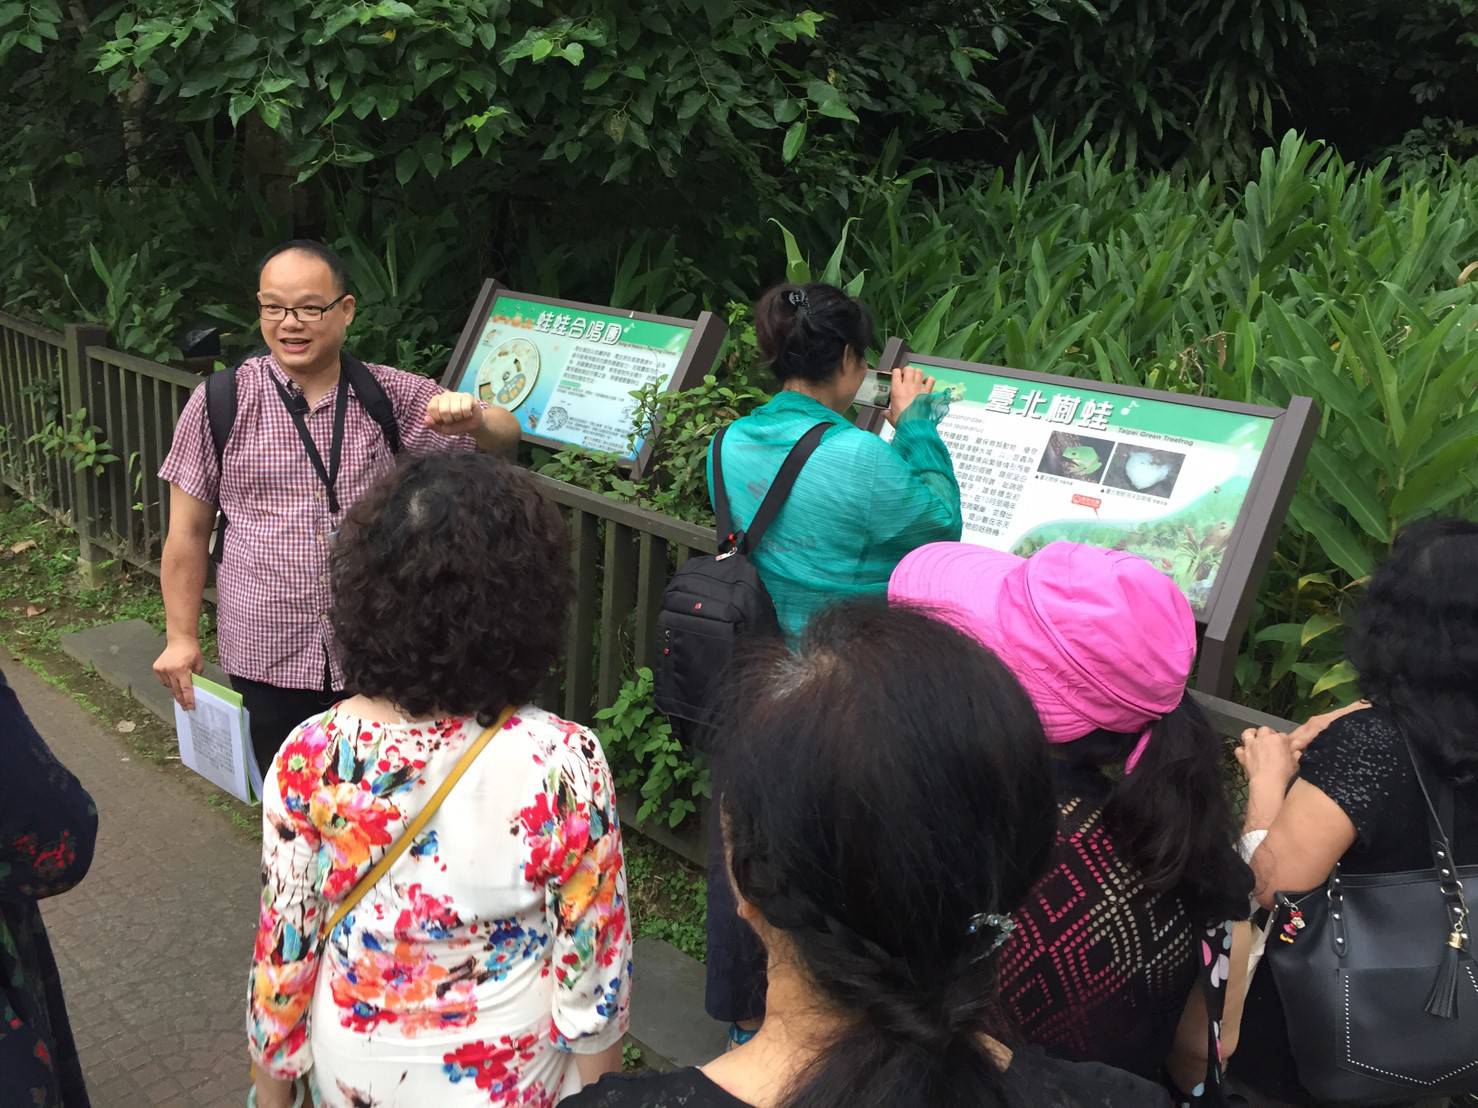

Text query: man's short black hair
(258, 239), (349, 295)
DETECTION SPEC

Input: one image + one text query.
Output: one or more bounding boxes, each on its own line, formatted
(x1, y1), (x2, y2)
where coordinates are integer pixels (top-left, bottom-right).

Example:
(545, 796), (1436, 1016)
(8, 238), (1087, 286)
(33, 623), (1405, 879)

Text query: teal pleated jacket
(706, 390), (963, 640)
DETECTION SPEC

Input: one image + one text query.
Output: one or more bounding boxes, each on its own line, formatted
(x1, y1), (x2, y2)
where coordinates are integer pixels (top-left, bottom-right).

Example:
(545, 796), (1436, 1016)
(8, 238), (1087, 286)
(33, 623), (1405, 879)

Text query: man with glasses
(152, 239), (520, 773)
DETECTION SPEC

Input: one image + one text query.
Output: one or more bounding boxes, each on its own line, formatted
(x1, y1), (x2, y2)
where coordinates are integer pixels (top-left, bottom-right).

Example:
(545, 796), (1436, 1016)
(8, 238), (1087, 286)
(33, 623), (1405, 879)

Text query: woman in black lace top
(1232, 518), (1478, 1104)
(567, 603), (1168, 1108)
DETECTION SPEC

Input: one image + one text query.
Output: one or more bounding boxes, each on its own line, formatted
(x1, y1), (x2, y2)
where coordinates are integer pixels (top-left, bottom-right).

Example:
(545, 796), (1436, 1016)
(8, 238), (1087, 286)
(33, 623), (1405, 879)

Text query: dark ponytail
(1096, 694), (1253, 924)
(714, 602), (1058, 1108)
(1346, 517), (1478, 787)
(753, 282), (875, 384)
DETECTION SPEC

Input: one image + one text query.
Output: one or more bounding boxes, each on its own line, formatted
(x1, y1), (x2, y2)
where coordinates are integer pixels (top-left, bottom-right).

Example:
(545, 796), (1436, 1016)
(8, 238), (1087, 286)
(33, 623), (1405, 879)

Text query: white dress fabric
(247, 704), (632, 1107)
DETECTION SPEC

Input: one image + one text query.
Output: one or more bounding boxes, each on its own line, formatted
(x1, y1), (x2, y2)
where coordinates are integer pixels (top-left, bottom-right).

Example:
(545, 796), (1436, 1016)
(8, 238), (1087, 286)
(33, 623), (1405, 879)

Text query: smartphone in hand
(859, 368), (892, 408)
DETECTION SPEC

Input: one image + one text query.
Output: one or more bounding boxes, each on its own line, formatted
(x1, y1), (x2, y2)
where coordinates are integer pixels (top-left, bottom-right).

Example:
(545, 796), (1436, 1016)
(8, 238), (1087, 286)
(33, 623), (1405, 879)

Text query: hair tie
(1123, 722), (1155, 775)
(786, 288), (810, 314)
(965, 912), (1016, 960)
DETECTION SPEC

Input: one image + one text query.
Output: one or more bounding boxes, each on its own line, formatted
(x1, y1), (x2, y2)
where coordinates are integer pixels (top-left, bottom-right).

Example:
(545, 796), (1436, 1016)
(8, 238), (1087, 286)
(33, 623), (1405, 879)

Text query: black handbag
(1266, 727), (1476, 1106)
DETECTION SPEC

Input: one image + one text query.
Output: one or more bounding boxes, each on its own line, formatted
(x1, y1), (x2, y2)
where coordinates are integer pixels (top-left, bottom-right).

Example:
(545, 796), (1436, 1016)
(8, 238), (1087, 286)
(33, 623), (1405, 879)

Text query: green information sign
(868, 341), (1318, 697)
(442, 281), (725, 472)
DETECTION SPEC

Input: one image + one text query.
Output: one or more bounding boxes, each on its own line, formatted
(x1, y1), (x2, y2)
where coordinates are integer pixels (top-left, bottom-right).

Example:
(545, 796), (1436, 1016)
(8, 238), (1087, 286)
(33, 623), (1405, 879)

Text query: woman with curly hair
(247, 453), (631, 1108)
(1232, 517), (1478, 1105)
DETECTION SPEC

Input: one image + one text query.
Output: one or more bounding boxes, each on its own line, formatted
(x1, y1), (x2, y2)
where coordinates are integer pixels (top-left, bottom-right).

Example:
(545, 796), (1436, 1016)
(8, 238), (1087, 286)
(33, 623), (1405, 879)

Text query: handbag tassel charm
(1278, 902), (1306, 944)
(1424, 909), (1470, 1020)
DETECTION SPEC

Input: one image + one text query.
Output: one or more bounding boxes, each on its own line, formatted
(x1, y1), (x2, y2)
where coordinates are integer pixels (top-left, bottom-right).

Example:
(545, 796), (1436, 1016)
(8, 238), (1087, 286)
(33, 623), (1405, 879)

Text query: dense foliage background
(4, 0), (1476, 360)
(2, 2), (1477, 793)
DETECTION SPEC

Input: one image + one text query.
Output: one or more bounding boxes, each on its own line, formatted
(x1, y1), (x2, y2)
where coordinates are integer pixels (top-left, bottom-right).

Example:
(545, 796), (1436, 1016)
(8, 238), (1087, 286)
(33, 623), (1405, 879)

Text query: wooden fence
(529, 473), (715, 723)
(0, 313), (200, 581)
(0, 310), (722, 723)
(0, 310), (1295, 864)
(0, 311), (75, 521)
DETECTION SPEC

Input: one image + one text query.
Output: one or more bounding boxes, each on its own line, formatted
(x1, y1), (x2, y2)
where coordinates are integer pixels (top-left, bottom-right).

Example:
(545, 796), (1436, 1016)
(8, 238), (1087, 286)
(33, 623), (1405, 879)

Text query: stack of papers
(173, 675), (262, 804)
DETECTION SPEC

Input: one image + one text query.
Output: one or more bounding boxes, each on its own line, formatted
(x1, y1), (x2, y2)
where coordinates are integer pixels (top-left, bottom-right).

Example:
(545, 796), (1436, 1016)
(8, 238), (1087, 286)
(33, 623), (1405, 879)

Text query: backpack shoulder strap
(204, 369), (238, 566)
(205, 366), (238, 476)
(712, 425), (735, 545)
(743, 420), (832, 552)
(341, 353), (402, 455)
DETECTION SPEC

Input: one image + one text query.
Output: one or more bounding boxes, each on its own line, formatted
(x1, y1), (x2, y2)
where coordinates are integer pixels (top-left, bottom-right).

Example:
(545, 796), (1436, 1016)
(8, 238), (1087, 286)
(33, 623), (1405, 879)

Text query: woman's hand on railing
(1236, 726), (1300, 833)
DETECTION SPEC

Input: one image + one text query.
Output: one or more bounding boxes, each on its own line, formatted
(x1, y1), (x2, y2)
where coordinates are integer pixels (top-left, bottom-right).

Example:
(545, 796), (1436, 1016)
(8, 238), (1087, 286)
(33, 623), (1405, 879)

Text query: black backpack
(653, 420), (830, 741)
(205, 352), (401, 563)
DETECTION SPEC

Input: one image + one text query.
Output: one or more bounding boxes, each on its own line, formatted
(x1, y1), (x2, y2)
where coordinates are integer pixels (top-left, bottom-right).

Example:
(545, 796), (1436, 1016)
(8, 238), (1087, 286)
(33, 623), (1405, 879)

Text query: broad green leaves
(771, 133), (1478, 718)
(0, 0), (61, 62)
(58, 0), (979, 192)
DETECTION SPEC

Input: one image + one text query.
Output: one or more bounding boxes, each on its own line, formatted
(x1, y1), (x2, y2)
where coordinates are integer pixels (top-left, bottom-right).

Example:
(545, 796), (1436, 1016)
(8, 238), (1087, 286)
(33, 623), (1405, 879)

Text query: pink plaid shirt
(159, 354), (476, 689)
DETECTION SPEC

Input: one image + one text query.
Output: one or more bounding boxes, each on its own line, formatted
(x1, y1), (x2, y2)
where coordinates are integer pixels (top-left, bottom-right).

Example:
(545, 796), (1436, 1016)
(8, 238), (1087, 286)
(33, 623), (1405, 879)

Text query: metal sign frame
(863, 339), (1319, 697)
(440, 279), (727, 477)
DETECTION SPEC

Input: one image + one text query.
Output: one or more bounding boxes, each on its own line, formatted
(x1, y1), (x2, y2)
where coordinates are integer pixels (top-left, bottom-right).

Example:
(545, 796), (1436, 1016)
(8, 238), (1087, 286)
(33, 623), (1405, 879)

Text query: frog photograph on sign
(1038, 431), (1114, 482)
(1102, 444), (1186, 499)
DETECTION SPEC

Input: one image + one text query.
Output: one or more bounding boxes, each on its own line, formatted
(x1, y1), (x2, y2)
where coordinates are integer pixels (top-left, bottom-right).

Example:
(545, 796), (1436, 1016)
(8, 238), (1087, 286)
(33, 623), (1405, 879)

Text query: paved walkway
(9, 659), (258, 1107)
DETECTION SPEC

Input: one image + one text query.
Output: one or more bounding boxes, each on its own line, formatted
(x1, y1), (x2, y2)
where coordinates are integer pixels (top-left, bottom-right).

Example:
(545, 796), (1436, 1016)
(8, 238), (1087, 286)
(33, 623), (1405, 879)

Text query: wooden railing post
(63, 322), (110, 586)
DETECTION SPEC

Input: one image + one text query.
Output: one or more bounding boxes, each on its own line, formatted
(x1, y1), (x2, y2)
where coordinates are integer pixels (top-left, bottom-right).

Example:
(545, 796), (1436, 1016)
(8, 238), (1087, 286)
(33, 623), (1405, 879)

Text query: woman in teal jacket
(708, 283), (963, 641)
(703, 282), (963, 1043)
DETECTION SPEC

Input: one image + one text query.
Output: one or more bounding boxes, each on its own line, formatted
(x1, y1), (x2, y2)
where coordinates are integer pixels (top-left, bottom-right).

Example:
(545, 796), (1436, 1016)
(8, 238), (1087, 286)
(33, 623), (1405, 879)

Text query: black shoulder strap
(714, 420), (831, 553)
(712, 424), (736, 544)
(340, 352), (401, 455)
(205, 366), (238, 476)
(1399, 721), (1458, 860)
(204, 369), (238, 566)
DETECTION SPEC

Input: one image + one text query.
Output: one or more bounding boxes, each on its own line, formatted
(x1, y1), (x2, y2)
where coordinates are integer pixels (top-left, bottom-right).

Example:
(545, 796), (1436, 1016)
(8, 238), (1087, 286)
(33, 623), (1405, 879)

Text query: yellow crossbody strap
(318, 703), (516, 945)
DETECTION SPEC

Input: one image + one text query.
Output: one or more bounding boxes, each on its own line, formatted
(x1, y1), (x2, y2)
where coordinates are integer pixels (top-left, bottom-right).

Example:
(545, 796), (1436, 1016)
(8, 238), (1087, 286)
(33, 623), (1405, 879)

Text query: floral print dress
(247, 704), (632, 1107)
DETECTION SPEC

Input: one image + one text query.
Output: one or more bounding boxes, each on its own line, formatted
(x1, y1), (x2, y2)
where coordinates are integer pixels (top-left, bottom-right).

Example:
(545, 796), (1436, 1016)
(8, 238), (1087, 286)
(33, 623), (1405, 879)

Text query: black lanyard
(273, 373), (350, 513)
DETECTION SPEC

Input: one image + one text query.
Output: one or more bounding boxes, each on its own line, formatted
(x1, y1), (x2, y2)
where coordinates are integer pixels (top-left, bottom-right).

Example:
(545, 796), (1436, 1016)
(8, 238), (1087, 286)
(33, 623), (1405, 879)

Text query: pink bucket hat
(888, 541), (1196, 772)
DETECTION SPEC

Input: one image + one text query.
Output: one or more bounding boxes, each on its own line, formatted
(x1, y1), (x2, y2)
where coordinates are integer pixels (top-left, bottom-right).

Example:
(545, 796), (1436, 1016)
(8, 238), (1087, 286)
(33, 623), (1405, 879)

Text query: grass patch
(0, 497), (215, 661)
(0, 492), (258, 838)
(625, 834), (708, 963)
(204, 792), (260, 835)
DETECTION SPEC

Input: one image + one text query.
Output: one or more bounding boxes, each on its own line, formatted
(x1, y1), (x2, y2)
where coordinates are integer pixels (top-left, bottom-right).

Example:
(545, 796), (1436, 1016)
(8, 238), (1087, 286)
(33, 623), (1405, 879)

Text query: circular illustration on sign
(476, 338), (540, 410)
(544, 406), (569, 432)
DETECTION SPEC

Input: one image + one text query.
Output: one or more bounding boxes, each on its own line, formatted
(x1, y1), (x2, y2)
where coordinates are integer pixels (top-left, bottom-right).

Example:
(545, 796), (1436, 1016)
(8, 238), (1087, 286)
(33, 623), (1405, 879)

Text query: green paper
(192, 674), (243, 708)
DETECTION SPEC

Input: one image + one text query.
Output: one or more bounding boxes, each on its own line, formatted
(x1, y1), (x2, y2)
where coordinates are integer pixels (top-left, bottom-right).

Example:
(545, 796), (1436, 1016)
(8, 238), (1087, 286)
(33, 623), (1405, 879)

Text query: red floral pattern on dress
(442, 1033), (548, 1104)
(247, 706), (631, 1105)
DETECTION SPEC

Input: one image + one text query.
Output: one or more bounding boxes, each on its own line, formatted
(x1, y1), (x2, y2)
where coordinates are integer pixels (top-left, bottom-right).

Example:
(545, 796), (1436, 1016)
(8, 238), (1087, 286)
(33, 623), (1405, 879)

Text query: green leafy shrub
(27, 409), (118, 476)
(1003, 0), (1316, 176)
(593, 668), (710, 830)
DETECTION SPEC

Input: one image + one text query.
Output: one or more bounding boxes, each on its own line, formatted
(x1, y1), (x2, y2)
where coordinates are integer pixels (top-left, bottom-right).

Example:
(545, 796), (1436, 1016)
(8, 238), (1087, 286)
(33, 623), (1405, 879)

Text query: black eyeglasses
(258, 293), (349, 323)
